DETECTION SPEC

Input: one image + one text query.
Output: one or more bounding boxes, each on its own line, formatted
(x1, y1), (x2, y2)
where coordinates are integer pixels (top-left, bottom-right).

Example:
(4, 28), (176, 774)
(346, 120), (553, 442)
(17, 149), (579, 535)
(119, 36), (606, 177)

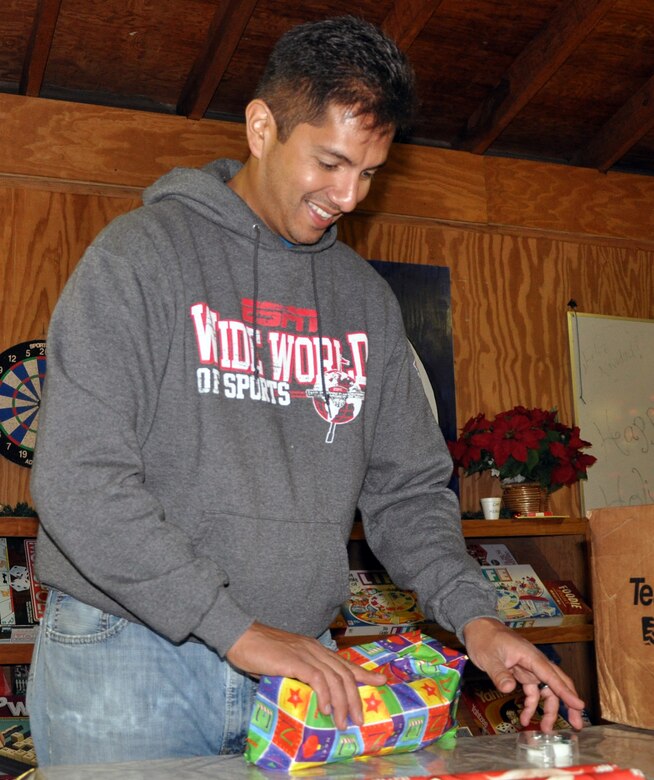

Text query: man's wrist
(462, 615), (505, 644)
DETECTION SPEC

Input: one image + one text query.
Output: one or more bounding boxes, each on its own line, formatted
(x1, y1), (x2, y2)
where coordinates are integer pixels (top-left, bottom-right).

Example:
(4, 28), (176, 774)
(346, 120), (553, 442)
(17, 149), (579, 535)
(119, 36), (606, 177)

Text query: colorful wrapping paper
(415, 766), (645, 780)
(244, 631), (467, 771)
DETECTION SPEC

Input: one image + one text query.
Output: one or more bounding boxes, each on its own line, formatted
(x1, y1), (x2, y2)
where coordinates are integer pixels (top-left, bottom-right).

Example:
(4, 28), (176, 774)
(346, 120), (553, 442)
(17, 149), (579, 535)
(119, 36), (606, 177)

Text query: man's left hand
(462, 617), (586, 732)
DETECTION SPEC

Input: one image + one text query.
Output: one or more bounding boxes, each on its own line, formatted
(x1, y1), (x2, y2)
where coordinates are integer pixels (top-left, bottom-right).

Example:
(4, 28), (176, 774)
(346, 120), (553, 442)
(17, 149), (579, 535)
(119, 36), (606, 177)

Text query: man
(29, 15), (584, 766)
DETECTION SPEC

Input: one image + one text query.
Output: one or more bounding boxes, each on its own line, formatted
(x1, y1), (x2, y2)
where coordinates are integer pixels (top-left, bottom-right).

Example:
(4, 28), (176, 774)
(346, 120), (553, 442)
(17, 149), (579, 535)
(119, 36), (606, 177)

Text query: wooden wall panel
(342, 216), (654, 515)
(0, 94), (248, 188)
(0, 185), (137, 507)
(485, 157), (654, 244)
(364, 144), (488, 224)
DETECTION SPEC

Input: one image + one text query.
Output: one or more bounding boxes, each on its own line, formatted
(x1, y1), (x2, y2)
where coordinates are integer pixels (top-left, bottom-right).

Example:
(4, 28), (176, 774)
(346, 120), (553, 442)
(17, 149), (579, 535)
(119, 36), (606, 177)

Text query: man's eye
(318, 161), (338, 171)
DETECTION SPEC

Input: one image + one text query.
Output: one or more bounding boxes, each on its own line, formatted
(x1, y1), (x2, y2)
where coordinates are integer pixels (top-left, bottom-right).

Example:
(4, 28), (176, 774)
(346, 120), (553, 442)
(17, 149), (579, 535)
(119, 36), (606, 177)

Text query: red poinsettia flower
(447, 405), (597, 493)
(480, 413), (547, 466)
(551, 461), (579, 486)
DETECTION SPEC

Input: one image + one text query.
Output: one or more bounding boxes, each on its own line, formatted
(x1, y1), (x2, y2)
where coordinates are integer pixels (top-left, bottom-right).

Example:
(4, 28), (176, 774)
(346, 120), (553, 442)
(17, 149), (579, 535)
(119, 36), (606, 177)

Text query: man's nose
(331, 173), (365, 213)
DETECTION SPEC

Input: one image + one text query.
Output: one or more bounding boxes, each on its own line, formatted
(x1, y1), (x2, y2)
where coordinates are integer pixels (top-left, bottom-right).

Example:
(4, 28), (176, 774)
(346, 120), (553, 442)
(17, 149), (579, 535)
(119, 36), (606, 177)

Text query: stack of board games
(480, 564), (593, 628)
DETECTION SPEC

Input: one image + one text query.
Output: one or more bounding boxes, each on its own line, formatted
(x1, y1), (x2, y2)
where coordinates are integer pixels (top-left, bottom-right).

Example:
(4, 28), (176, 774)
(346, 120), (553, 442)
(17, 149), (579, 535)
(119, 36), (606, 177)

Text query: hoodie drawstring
(311, 255), (332, 418)
(251, 224), (260, 381)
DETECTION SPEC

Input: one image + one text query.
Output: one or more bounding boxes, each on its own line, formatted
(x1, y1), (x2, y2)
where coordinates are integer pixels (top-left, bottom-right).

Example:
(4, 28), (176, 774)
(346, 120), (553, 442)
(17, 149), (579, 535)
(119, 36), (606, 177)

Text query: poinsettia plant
(447, 405), (597, 493)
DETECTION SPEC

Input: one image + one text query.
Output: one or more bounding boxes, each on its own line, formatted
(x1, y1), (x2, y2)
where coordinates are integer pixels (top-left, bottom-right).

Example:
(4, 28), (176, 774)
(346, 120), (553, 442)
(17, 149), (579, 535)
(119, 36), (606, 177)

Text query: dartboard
(0, 340), (47, 468)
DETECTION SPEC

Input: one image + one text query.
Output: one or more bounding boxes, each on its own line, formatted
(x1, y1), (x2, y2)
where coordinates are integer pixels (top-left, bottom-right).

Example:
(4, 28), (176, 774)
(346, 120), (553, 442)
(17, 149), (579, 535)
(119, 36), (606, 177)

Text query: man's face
(250, 103), (394, 245)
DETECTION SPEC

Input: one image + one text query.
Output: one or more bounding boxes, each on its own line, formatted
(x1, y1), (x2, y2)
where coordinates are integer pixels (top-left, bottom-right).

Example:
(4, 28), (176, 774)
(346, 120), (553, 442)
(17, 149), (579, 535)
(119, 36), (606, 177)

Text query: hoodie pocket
(198, 511), (350, 636)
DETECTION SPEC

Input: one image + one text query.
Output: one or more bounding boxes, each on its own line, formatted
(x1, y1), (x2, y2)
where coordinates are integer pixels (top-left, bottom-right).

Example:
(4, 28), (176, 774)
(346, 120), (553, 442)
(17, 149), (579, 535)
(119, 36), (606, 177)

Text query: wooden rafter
(177, 0), (259, 120)
(573, 74), (654, 172)
(380, 0), (444, 51)
(456, 0), (617, 154)
(19, 0), (63, 96)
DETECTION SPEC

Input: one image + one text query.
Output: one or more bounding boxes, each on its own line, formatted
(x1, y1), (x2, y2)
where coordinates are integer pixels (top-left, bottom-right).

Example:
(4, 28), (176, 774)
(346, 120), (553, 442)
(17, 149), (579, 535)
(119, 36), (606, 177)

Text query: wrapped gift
(244, 631), (467, 771)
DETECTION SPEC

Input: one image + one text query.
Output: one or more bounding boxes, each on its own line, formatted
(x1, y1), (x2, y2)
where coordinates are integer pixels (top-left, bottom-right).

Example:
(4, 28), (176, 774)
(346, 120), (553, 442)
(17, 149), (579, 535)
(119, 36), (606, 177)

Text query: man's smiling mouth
(308, 201), (339, 221)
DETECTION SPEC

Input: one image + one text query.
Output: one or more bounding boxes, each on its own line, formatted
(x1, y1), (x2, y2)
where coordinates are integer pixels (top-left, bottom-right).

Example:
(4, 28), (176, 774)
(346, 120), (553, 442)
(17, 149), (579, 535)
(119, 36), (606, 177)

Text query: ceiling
(3, 0), (654, 177)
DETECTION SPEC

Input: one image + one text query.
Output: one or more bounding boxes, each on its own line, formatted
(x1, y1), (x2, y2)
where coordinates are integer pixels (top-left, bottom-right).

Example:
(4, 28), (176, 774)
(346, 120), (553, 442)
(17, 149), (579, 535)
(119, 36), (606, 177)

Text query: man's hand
(462, 617), (586, 732)
(226, 622), (386, 730)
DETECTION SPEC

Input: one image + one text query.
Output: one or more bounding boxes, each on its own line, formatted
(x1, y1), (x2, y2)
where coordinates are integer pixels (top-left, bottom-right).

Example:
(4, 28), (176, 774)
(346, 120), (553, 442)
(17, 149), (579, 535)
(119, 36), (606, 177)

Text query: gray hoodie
(31, 159), (496, 656)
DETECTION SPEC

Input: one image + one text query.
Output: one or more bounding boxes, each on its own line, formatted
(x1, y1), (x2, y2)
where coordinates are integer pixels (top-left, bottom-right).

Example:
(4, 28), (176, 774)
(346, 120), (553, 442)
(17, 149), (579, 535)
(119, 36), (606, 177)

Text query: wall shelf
(341, 517), (592, 647)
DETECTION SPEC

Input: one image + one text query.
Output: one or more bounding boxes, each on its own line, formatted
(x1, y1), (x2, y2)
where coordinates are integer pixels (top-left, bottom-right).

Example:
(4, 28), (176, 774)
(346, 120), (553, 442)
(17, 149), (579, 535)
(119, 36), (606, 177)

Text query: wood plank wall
(1, 94), (653, 515)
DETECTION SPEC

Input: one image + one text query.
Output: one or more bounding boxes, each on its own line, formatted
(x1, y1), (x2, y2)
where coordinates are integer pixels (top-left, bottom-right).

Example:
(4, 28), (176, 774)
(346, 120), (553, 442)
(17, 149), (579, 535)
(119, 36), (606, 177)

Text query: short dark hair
(254, 16), (417, 142)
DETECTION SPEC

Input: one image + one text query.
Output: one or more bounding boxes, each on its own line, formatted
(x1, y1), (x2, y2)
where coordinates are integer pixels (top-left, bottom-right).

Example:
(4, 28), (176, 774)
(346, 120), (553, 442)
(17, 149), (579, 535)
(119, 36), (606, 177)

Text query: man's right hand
(226, 622), (386, 730)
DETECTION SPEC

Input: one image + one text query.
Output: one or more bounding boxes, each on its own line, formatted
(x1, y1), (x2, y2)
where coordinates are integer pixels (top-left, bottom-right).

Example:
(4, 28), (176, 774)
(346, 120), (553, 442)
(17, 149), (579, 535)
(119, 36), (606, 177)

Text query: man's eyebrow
(315, 146), (387, 170)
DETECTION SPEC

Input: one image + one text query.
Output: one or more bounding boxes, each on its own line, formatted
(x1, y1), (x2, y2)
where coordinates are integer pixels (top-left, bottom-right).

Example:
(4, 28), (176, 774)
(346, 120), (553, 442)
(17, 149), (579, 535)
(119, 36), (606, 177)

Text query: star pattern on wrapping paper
(421, 682), (440, 699)
(363, 693), (382, 712)
(287, 688), (303, 707)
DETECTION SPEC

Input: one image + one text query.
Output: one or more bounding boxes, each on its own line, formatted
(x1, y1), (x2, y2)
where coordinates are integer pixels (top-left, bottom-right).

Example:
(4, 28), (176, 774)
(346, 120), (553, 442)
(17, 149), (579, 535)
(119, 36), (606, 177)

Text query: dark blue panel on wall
(369, 260), (457, 465)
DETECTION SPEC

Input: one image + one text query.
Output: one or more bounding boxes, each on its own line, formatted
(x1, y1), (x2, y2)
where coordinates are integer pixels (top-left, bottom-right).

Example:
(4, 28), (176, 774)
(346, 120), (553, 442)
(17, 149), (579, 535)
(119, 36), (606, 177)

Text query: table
(21, 726), (654, 780)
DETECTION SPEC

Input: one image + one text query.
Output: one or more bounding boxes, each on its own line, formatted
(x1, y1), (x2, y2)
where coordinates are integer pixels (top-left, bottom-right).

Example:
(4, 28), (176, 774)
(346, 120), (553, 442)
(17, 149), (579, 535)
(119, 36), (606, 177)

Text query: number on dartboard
(0, 340), (47, 468)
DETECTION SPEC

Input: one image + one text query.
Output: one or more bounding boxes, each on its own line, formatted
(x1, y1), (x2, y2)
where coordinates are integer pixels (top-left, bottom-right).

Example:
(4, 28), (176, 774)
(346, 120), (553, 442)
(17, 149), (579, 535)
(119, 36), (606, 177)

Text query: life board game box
(481, 564), (562, 628)
(338, 570), (427, 635)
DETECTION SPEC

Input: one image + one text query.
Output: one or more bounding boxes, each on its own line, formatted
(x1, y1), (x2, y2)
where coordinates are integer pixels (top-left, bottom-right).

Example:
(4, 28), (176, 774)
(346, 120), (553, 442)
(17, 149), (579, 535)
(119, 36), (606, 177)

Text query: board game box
(0, 538), (43, 626)
(0, 694), (36, 776)
(338, 570), (427, 635)
(24, 539), (47, 621)
(543, 580), (592, 625)
(481, 564), (562, 628)
(466, 543), (518, 566)
(460, 678), (573, 735)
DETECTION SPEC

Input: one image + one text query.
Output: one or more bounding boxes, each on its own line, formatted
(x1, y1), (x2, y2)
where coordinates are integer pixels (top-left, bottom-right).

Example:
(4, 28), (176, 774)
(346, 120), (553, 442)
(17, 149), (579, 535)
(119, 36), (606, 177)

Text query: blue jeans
(28, 590), (335, 765)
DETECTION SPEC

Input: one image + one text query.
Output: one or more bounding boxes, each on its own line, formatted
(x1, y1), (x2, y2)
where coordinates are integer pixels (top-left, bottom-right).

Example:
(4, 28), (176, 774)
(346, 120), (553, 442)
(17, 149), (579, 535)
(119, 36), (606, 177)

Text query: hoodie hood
(143, 158), (338, 254)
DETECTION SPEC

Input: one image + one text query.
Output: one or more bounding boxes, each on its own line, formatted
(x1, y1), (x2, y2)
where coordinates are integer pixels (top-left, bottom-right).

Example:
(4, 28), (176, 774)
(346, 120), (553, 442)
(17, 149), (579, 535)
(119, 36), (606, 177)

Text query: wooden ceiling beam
(177, 0), (258, 120)
(19, 0), (63, 96)
(572, 74), (654, 172)
(456, 0), (617, 154)
(380, 0), (444, 51)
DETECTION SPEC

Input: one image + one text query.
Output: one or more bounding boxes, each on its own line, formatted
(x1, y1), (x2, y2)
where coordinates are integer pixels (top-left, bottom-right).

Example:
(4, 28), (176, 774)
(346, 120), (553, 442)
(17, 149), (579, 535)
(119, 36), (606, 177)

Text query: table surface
(23, 726), (654, 780)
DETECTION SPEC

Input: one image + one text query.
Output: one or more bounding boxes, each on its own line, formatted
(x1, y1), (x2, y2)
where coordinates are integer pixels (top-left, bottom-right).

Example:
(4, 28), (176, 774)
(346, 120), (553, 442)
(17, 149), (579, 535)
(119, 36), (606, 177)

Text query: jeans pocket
(44, 590), (129, 645)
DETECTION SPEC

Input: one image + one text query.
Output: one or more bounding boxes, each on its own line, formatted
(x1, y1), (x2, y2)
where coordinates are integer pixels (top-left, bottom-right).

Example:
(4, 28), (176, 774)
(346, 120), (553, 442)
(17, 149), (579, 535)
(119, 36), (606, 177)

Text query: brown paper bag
(588, 504), (654, 729)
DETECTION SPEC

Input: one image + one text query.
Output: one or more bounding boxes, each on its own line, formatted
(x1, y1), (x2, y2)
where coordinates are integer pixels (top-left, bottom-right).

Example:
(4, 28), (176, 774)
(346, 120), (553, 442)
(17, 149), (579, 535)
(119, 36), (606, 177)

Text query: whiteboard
(568, 312), (654, 513)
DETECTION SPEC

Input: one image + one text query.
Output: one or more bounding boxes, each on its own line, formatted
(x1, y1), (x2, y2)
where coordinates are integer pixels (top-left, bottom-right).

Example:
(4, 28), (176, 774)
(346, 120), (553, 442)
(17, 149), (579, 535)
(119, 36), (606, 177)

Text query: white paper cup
(480, 497), (501, 520)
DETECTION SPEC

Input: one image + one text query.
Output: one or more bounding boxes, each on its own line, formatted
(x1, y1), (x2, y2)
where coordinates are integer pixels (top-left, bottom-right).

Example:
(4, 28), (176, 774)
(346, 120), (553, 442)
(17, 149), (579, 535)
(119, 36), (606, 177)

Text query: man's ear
(244, 99), (276, 159)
